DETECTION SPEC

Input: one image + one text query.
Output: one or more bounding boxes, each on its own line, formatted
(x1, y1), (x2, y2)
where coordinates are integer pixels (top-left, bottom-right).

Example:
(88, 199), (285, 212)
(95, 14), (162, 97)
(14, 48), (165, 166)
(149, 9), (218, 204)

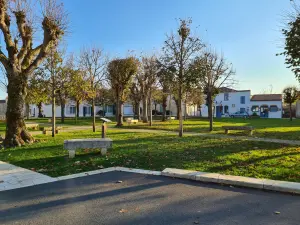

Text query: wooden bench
(26, 123), (39, 130)
(126, 118), (138, 125)
(42, 126), (63, 134)
(222, 126), (254, 136)
(64, 138), (113, 158)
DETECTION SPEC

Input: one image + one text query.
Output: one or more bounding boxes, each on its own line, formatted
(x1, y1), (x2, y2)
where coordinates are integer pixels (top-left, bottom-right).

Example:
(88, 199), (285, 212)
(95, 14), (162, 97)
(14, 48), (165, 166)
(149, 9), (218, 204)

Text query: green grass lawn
(0, 129), (299, 182)
(120, 117), (300, 140)
(0, 117), (300, 141)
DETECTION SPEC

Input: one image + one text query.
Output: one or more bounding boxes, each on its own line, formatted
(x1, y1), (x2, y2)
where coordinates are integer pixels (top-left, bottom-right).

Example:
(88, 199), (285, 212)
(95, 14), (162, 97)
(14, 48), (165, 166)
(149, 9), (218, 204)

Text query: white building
(200, 88), (251, 118)
(199, 88), (282, 118)
(250, 94), (283, 118)
(3, 88), (283, 119)
(29, 101), (101, 118)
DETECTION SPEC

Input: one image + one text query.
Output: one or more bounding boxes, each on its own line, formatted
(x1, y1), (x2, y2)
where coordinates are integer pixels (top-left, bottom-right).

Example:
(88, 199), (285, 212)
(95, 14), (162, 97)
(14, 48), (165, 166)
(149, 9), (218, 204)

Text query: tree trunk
(51, 93), (56, 137)
(162, 96), (167, 122)
(208, 93), (213, 131)
(137, 104), (141, 121)
(178, 92), (183, 137)
(4, 76), (34, 147)
(115, 102), (118, 122)
(168, 94), (172, 119)
(75, 101), (78, 125)
(25, 103), (30, 120)
(92, 97), (96, 132)
(290, 103), (292, 121)
(61, 102), (65, 124)
(37, 102), (43, 118)
(176, 102), (180, 120)
(184, 100), (187, 121)
(149, 91), (153, 126)
(76, 100), (80, 118)
(142, 96), (148, 123)
(116, 98), (123, 126)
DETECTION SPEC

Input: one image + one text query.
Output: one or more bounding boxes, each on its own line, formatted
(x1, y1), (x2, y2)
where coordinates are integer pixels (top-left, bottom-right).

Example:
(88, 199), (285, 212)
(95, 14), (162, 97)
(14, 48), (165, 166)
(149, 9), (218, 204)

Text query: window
(107, 105), (113, 113)
(232, 104), (235, 108)
(251, 105), (259, 112)
(224, 105), (229, 113)
(270, 105), (278, 112)
(240, 108), (246, 113)
(240, 96), (245, 104)
(224, 93), (229, 101)
(87, 106), (92, 114)
(70, 106), (76, 114)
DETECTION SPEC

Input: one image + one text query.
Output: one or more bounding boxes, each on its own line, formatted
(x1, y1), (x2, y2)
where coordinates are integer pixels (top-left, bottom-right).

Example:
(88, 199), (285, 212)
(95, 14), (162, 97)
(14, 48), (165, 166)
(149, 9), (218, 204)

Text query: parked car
(230, 111), (249, 118)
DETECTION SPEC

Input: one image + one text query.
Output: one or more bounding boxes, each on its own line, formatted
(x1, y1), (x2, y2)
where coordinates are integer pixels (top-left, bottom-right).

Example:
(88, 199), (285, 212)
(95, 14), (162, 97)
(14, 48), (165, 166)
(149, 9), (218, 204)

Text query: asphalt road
(0, 171), (299, 225)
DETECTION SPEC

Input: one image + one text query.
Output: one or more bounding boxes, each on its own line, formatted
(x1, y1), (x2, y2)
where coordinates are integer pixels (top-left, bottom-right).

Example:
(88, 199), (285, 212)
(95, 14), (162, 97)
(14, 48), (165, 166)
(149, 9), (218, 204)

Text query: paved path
(109, 127), (300, 146)
(0, 171), (299, 225)
(30, 124), (300, 145)
(0, 161), (56, 191)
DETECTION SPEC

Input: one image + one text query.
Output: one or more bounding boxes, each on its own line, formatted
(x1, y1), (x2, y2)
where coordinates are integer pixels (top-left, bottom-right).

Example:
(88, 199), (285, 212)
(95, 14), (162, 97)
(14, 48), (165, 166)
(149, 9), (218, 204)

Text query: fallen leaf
(274, 211), (280, 215)
(116, 180), (123, 183)
(119, 209), (127, 213)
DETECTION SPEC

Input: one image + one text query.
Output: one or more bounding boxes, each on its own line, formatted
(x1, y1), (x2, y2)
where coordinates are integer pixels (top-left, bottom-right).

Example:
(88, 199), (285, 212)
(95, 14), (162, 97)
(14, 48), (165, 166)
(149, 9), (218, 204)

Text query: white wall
(201, 91), (251, 117)
(29, 101), (101, 118)
(250, 101), (282, 118)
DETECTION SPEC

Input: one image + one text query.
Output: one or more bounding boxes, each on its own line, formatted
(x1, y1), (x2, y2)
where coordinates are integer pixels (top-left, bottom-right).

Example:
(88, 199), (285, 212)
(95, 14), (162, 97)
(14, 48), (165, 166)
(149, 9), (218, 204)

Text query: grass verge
(0, 129), (299, 182)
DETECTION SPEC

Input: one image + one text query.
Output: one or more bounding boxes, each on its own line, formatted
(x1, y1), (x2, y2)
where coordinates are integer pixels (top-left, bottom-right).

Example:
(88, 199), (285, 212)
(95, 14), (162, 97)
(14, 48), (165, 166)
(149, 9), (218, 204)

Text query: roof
(251, 94), (282, 102)
(219, 87), (250, 93)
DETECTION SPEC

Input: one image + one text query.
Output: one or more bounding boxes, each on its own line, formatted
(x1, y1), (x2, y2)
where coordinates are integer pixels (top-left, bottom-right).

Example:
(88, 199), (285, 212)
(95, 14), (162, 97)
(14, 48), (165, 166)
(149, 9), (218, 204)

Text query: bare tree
(191, 50), (235, 131)
(80, 46), (107, 132)
(157, 61), (174, 121)
(0, 0), (67, 146)
(162, 19), (204, 137)
(137, 56), (158, 126)
(129, 81), (142, 120)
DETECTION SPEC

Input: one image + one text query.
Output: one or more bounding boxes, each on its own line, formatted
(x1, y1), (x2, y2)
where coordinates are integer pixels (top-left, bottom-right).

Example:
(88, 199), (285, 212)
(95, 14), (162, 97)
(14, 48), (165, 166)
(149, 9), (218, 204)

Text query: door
(260, 105), (269, 118)
(216, 106), (222, 118)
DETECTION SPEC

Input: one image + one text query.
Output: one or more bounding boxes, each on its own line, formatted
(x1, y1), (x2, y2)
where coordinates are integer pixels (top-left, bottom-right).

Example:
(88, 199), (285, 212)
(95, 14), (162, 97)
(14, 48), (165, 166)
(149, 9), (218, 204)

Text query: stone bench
(222, 126), (254, 136)
(26, 123), (39, 130)
(167, 116), (176, 120)
(64, 138), (113, 158)
(42, 126), (63, 134)
(126, 118), (138, 125)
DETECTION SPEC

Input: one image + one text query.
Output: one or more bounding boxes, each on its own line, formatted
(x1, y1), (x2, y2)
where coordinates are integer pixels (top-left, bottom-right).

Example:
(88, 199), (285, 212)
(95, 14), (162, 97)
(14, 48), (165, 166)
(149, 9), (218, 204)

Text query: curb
(0, 167), (162, 191)
(1, 166), (299, 195)
(161, 168), (300, 195)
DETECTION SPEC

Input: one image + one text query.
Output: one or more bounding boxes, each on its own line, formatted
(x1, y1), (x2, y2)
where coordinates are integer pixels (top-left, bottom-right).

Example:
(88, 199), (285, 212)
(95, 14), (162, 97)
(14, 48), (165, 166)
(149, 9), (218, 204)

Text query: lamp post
(99, 117), (112, 138)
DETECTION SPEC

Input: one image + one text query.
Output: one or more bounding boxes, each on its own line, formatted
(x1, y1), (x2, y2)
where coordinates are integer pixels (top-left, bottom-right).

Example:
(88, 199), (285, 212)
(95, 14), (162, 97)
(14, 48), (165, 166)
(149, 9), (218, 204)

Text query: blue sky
(1, 0), (297, 98)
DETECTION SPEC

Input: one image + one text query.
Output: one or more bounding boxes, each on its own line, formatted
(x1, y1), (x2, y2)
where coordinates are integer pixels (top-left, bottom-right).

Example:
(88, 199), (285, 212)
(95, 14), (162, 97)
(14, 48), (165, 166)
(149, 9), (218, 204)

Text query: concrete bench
(64, 138), (113, 158)
(222, 126), (254, 136)
(26, 123), (39, 130)
(42, 126), (63, 134)
(126, 118), (138, 125)
(167, 116), (176, 120)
